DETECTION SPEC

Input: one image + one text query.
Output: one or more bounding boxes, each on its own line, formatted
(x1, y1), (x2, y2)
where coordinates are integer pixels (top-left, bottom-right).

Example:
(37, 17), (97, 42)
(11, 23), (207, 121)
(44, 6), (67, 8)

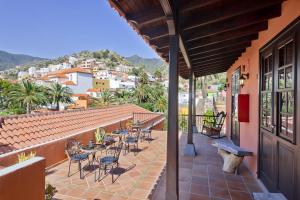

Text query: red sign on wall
(238, 94), (249, 122)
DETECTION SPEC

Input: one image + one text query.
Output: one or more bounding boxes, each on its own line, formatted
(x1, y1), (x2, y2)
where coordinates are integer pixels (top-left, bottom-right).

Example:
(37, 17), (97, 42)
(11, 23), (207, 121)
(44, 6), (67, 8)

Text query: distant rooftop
(0, 104), (152, 155)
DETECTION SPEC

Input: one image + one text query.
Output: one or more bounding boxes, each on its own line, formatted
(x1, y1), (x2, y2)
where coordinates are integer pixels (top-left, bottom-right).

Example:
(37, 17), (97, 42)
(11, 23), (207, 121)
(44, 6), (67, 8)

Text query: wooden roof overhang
(109, 0), (284, 79)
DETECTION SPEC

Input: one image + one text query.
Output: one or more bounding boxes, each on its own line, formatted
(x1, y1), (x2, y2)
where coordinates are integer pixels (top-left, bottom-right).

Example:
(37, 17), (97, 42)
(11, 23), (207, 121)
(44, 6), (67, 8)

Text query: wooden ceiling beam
(159, 0), (192, 69)
(188, 34), (257, 51)
(141, 25), (169, 40)
(190, 49), (244, 61)
(195, 69), (229, 77)
(127, 6), (166, 27)
(180, 0), (222, 13)
(194, 65), (231, 73)
(193, 58), (236, 71)
(186, 22), (268, 44)
(182, 0), (283, 30)
(183, 4), (281, 40)
(192, 57), (238, 66)
(193, 53), (241, 65)
(190, 46), (247, 59)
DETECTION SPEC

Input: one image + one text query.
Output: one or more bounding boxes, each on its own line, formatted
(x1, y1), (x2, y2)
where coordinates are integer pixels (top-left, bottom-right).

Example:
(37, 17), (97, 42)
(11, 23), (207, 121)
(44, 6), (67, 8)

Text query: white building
(94, 70), (111, 80)
(38, 68), (93, 94)
(119, 81), (135, 89)
(48, 63), (71, 72)
(28, 67), (37, 77)
(77, 58), (96, 69)
(18, 71), (29, 80)
(115, 64), (131, 73)
(179, 92), (189, 105)
(69, 56), (78, 65)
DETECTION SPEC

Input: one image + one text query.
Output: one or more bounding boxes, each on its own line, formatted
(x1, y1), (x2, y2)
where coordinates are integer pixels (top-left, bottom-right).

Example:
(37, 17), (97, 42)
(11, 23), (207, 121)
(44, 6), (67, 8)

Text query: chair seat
(141, 128), (151, 133)
(124, 137), (138, 143)
(71, 153), (89, 161)
(100, 156), (117, 165)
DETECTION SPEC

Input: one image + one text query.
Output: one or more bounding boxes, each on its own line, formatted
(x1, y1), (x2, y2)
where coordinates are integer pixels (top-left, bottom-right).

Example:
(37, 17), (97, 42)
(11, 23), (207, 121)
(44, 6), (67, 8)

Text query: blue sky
(0, 0), (158, 59)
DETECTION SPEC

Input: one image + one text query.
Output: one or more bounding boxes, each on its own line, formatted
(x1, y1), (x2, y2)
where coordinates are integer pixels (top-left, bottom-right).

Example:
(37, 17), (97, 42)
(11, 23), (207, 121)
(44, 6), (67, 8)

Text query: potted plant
(17, 151), (36, 163)
(45, 183), (57, 200)
(95, 128), (105, 144)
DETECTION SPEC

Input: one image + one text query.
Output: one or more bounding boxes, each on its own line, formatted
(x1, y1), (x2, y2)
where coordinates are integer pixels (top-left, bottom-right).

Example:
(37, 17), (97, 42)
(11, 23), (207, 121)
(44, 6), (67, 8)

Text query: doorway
(231, 68), (240, 146)
(259, 18), (300, 200)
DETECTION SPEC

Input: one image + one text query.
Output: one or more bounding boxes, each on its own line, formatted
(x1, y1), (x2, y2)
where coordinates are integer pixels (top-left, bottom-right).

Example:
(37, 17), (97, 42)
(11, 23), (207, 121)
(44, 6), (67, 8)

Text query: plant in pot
(45, 183), (57, 200)
(95, 128), (106, 144)
(17, 151), (36, 163)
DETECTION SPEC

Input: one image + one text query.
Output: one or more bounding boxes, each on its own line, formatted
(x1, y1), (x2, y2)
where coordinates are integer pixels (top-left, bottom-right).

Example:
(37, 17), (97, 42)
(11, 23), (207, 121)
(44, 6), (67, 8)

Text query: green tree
(94, 89), (115, 107)
(9, 80), (47, 114)
(154, 96), (167, 112)
(154, 69), (163, 81)
(47, 83), (73, 110)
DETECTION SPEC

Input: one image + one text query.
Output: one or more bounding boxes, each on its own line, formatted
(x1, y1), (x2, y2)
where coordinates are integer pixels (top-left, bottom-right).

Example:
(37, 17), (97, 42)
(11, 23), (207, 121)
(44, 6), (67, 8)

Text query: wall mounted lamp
(239, 73), (249, 87)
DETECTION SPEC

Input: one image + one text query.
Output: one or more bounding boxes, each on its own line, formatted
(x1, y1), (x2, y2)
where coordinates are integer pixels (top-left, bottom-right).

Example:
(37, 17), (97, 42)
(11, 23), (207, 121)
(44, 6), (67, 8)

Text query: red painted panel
(238, 94), (249, 122)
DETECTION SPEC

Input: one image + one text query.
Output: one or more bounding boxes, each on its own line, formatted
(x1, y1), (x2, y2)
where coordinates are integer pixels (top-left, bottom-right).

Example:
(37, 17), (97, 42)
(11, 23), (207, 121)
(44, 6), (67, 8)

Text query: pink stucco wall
(226, 0), (300, 176)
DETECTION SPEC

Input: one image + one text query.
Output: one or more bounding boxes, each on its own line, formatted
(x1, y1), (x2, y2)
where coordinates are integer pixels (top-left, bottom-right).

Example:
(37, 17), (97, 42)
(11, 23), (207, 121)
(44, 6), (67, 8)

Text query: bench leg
(218, 149), (244, 174)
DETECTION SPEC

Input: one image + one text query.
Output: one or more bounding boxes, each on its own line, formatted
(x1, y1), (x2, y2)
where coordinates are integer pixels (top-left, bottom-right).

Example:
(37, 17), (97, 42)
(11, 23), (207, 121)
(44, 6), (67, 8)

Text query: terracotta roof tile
(0, 104), (161, 155)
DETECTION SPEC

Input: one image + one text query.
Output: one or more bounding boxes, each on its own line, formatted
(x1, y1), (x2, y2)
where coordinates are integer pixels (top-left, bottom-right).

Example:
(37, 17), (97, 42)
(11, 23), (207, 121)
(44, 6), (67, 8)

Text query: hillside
(126, 55), (165, 73)
(0, 50), (47, 71)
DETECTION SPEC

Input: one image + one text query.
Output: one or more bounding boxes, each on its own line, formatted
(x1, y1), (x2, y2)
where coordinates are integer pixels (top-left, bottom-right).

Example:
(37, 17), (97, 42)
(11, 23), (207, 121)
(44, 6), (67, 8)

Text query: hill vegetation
(0, 50), (47, 71)
(0, 49), (165, 75)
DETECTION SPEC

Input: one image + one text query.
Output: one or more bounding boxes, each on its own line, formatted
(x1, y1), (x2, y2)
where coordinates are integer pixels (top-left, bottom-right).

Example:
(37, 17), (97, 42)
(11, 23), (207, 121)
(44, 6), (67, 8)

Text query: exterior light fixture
(223, 83), (229, 91)
(239, 73), (249, 87)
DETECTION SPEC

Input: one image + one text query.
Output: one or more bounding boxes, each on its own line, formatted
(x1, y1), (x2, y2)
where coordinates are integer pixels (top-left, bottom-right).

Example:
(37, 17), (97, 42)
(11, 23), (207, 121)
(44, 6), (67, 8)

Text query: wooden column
(188, 70), (194, 144)
(193, 77), (197, 126)
(184, 71), (196, 156)
(166, 34), (179, 200)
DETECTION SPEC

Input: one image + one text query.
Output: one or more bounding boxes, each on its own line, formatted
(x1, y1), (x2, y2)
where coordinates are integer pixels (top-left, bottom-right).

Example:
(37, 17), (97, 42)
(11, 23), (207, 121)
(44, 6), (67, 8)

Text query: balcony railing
(179, 114), (222, 133)
(133, 112), (164, 125)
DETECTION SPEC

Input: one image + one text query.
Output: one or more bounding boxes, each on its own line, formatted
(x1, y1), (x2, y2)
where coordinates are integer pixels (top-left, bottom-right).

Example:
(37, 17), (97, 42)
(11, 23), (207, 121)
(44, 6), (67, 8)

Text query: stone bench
(253, 193), (287, 200)
(212, 138), (253, 174)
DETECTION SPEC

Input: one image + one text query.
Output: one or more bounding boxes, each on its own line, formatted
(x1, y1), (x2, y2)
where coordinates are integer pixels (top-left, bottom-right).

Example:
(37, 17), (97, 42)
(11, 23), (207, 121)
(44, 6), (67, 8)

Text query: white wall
(67, 73), (93, 94)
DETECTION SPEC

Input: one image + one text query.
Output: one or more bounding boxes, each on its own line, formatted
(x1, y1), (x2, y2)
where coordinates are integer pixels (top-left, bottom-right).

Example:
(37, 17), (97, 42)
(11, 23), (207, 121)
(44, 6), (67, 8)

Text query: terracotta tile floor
(151, 134), (263, 200)
(46, 131), (166, 200)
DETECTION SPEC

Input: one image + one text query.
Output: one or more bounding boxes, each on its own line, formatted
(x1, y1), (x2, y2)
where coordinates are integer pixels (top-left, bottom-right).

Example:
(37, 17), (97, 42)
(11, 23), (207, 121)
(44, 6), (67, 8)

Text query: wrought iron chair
(65, 139), (90, 179)
(95, 142), (123, 183)
(201, 111), (226, 139)
(140, 122), (154, 143)
(123, 131), (140, 155)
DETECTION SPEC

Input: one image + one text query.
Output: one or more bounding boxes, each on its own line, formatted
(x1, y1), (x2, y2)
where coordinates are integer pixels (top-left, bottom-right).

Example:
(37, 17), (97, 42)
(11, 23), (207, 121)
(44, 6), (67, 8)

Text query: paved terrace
(46, 132), (263, 200)
(151, 134), (263, 200)
(46, 130), (166, 200)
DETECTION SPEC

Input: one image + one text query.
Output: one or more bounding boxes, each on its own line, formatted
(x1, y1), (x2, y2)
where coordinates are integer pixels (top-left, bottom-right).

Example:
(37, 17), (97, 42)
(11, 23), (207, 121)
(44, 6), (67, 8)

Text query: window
(261, 54), (273, 129)
(277, 39), (295, 142)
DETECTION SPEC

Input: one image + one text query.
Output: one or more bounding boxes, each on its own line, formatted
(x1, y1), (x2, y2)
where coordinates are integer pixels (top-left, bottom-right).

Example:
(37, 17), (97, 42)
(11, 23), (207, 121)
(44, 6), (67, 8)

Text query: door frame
(231, 67), (241, 146)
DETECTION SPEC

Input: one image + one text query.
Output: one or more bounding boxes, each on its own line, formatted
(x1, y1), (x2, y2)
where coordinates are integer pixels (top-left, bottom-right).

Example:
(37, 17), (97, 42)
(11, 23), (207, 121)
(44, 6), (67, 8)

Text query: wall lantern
(239, 73), (249, 87)
(223, 78), (230, 91)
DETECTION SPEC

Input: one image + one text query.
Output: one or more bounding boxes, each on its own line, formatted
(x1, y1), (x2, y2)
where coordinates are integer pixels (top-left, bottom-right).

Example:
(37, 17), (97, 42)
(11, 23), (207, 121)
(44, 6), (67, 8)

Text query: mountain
(0, 50), (47, 71)
(126, 55), (165, 73)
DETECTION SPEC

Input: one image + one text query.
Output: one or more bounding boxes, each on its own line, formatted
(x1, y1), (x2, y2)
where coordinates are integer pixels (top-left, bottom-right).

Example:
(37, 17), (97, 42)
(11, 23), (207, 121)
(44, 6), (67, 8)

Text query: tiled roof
(63, 80), (76, 85)
(0, 104), (154, 155)
(48, 73), (68, 79)
(48, 68), (91, 75)
(87, 88), (101, 92)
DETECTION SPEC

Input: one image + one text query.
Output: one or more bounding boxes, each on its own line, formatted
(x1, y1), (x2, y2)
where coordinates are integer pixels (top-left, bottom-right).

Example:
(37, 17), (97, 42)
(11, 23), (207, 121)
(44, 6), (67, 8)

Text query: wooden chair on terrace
(201, 111), (226, 139)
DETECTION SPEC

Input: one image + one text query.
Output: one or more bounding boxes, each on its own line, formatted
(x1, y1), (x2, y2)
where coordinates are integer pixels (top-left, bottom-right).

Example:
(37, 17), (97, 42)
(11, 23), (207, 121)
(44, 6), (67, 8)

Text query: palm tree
(154, 96), (167, 112)
(47, 83), (73, 110)
(9, 80), (47, 114)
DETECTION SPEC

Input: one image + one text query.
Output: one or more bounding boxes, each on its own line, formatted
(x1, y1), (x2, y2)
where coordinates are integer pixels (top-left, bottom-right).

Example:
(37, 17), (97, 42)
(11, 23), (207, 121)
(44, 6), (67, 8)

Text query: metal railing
(179, 114), (220, 133)
(133, 112), (164, 125)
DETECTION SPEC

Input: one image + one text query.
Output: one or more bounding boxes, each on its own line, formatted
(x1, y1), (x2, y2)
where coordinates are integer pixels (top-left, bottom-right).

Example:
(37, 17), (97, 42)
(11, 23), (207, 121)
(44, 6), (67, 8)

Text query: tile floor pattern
(46, 131), (166, 200)
(151, 134), (263, 200)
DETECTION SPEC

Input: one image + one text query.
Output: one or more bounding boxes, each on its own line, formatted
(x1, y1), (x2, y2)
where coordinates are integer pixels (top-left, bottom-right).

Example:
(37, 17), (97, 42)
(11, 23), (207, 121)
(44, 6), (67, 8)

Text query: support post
(188, 71), (194, 144)
(166, 34), (179, 200)
(193, 77), (197, 132)
(184, 71), (196, 156)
